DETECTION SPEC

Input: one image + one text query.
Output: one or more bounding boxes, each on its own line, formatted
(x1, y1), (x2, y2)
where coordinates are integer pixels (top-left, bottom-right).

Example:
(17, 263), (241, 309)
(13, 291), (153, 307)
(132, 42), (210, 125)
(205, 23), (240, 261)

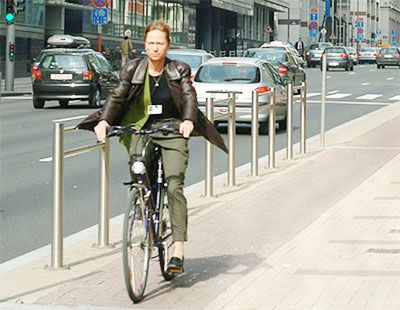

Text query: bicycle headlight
(131, 161), (146, 174)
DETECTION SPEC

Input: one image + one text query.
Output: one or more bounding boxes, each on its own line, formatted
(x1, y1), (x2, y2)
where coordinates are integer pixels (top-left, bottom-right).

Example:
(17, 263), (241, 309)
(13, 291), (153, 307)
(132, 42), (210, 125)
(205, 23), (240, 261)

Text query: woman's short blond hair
(144, 20), (171, 44)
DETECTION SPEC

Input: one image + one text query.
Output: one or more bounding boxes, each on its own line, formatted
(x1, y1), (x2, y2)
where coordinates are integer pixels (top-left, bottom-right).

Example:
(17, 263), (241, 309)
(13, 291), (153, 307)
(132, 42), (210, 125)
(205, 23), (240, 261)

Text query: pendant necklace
(152, 73), (162, 87)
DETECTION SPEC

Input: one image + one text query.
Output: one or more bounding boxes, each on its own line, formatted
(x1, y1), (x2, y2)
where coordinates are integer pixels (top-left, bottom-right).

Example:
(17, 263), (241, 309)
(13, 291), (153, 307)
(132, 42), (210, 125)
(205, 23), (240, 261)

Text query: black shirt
(147, 71), (180, 122)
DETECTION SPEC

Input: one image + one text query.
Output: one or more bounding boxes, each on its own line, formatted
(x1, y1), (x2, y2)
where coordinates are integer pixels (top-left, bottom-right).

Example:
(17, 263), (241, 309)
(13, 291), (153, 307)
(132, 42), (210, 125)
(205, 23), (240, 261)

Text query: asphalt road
(1, 64), (399, 263)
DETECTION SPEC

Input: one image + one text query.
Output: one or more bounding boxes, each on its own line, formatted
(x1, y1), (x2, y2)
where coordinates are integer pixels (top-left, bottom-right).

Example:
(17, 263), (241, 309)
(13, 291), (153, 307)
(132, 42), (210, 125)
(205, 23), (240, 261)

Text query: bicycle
(107, 123), (178, 303)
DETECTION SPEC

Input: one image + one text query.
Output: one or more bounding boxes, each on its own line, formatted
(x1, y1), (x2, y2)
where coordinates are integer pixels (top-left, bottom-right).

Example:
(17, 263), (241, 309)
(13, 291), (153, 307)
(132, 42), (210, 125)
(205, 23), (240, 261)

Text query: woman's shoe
(167, 257), (184, 273)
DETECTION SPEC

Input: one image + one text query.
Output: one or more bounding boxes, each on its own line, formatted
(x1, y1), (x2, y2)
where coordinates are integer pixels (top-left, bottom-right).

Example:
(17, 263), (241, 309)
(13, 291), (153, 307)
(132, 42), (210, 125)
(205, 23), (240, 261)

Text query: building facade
(1, 0), (289, 77)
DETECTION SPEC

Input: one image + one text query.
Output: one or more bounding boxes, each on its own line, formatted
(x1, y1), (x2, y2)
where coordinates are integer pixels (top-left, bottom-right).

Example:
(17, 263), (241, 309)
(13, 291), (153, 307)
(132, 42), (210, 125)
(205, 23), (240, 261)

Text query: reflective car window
(262, 63), (277, 84)
(251, 50), (287, 64)
(325, 48), (346, 53)
(87, 54), (102, 72)
(380, 48), (399, 54)
(95, 53), (113, 72)
(41, 54), (86, 70)
(167, 54), (203, 70)
(195, 64), (260, 83)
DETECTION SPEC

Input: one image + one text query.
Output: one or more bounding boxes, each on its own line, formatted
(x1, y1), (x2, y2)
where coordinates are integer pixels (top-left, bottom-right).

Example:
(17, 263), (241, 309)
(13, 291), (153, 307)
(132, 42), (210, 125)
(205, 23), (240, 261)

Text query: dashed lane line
(327, 90), (339, 94)
(361, 83), (371, 86)
(326, 93), (352, 99)
(387, 77), (394, 81)
(356, 94), (383, 100)
(389, 95), (400, 101)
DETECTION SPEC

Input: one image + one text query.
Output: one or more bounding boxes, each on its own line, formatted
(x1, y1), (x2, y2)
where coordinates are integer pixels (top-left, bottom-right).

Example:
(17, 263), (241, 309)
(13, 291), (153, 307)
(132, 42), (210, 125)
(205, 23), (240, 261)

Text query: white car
(358, 47), (379, 64)
(193, 57), (288, 134)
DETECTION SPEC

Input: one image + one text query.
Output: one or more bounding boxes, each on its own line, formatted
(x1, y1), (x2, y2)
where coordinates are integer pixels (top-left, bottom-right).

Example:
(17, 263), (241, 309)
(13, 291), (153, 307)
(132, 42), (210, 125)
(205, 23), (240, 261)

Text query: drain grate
(367, 248), (400, 254)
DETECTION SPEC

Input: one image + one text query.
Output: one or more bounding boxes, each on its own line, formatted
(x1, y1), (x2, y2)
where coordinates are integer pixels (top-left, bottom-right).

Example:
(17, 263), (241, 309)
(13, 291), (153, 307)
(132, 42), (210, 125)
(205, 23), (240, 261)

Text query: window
(41, 54), (86, 70)
(195, 64), (260, 84)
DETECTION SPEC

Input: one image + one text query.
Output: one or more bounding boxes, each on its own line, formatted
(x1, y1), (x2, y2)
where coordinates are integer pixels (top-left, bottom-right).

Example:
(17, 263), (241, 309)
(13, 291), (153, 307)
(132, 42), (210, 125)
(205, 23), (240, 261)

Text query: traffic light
(9, 42), (15, 61)
(5, 0), (15, 24)
(15, 0), (25, 13)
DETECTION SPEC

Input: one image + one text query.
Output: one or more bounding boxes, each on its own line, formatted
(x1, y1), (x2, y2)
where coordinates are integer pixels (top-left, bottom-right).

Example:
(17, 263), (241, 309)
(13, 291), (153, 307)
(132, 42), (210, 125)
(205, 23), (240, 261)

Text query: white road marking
(387, 77), (394, 81)
(327, 90), (339, 94)
(356, 94), (383, 100)
(389, 95), (400, 101)
(326, 93), (352, 99)
(1, 96), (33, 100)
(349, 72), (356, 75)
(327, 76), (332, 79)
(369, 69), (375, 72)
(307, 99), (391, 106)
(361, 83), (371, 86)
(306, 92), (321, 98)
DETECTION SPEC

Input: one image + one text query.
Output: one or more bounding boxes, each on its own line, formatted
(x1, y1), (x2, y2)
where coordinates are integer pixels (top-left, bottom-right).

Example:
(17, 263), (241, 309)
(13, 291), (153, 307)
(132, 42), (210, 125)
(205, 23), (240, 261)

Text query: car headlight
(131, 161), (146, 174)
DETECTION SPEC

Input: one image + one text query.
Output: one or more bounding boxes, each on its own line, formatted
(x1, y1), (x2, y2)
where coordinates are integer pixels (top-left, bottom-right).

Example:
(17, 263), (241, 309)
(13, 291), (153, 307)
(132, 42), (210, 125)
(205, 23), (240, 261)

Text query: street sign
(92, 0), (108, 8)
(357, 34), (363, 41)
(311, 7), (318, 13)
(309, 21), (318, 30)
(330, 34), (336, 40)
(92, 8), (107, 25)
(310, 13), (318, 21)
(357, 21), (364, 28)
(376, 28), (382, 35)
(393, 41), (398, 45)
(392, 29), (398, 36)
(310, 29), (318, 38)
(357, 28), (364, 34)
(321, 28), (327, 35)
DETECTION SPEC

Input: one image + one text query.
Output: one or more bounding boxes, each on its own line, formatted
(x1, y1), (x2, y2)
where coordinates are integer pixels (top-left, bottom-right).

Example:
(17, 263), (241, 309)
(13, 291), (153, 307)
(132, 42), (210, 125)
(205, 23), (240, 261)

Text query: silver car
(167, 49), (213, 78)
(193, 57), (288, 134)
(358, 47), (379, 64)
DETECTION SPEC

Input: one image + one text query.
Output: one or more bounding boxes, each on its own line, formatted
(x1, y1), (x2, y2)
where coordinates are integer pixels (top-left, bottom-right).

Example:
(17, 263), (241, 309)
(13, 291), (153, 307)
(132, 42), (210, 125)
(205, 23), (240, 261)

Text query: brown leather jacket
(77, 57), (228, 153)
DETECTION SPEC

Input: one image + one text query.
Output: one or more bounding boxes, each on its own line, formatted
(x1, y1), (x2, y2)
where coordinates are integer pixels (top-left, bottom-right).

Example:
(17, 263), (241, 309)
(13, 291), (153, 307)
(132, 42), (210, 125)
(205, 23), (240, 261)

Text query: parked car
(321, 46), (354, 71)
(305, 42), (333, 68)
(193, 57), (288, 134)
(244, 48), (306, 91)
(358, 47), (379, 64)
(376, 47), (400, 68)
(167, 49), (214, 78)
(260, 40), (305, 68)
(32, 35), (119, 109)
(345, 46), (358, 65)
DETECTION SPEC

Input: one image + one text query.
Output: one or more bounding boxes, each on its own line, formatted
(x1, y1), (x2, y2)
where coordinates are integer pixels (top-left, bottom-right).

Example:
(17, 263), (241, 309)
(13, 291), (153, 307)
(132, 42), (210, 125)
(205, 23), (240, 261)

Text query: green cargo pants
(129, 119), (189, 241)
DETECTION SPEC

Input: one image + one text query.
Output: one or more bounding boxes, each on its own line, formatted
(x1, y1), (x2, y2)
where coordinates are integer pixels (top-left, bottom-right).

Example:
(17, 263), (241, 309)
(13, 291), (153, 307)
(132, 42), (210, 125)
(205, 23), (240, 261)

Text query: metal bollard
(205, 96), (214, 197)
(268, 88), (276, 168)
(51, 122), (65, 269)
(300, 81), (307, 154)
(251, 90), (259, 176)
(98, 138), (110, 247)
(321, 54), (327, 147)
(286, 83), (294, 160)
(228, 93), (236, 186)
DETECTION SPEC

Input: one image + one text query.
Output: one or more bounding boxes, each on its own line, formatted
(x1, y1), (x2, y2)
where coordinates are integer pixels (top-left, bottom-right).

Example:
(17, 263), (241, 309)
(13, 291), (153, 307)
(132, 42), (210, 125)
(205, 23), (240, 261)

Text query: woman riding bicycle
(78, 20), (227, 274)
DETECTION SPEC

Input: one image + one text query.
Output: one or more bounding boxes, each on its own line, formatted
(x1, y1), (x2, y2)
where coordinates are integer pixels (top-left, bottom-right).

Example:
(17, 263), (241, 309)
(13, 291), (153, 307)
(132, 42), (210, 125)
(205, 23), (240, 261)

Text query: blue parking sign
(310, 29), (318, 37)
(310, 13), (318, 21)
(92, 8), (108, 25)
(357, 34), (363, 42)
(392, 29), (398, 36)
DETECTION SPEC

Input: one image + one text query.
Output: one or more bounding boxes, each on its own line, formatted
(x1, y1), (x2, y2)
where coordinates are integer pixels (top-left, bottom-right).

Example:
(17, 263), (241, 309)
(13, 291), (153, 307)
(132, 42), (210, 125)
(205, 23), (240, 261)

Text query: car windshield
(347, 47), (356, 53)
(167, 54), (203, 70)
(248, 51), (287, 64)
(41, 54), (87, 70)
(361, 48), (377, 52)
(381, 48), (399, 54)
(195, 64), (260, 83)
(326, 48), (346, 54)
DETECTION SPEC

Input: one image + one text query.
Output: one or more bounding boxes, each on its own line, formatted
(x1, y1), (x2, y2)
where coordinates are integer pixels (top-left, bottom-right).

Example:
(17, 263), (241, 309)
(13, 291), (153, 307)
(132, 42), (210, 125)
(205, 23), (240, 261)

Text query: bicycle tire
(158, 187), (176, 281)
(122, 188), (151, 303)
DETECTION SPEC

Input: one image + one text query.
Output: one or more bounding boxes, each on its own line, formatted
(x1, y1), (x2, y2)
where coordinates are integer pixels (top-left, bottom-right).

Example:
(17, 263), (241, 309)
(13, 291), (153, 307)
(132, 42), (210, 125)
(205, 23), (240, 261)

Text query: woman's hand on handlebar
(94, 120), (110, 143)
(179, 120), (194, 138)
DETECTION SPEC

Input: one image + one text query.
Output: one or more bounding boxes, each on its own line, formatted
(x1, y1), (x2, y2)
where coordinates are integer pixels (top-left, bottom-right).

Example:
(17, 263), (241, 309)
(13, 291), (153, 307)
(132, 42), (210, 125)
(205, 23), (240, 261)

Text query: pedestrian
(77, 20), (227, 274)
(120, 29), (134, 68)
(294, 37), (305, 58)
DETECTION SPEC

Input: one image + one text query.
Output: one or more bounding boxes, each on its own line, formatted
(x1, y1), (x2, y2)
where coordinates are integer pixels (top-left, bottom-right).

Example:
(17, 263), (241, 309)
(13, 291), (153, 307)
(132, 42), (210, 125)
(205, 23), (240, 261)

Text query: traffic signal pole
(5, 21), (15, 91)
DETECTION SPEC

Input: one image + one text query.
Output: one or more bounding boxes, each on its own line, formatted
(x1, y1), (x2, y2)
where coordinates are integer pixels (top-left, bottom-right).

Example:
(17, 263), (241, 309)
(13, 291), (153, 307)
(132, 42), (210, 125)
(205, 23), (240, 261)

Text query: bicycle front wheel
(122, 188), (150, 303)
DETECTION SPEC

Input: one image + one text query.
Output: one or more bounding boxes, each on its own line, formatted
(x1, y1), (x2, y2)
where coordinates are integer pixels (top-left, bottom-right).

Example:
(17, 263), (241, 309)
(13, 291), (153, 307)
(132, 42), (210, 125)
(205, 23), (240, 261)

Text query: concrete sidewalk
(1, 77), (32, 97)
(0, 102), (399, 310)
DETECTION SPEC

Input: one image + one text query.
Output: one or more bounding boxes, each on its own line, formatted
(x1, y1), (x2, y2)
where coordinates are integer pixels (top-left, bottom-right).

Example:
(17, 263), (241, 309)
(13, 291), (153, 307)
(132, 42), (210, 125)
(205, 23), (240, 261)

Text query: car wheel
(382, 65), (385, 69)
(59, 99), (69, 108)
(313, 64), (316, 68)
(259, 121), (269, 135)
(345, 64), (350, 71)
(278, 116), (287, 131)
(350, 65), (354, 71)
(33, 97), (45, 109)
(89, 87), (101, 108)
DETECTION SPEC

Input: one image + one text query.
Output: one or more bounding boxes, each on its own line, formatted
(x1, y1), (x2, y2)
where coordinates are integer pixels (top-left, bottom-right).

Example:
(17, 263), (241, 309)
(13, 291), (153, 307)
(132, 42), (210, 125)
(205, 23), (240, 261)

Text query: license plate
(217, 107), (229, 114)
(384, 55), (393, 58)
(329, 62), (339, 66)
(50, 74), (73, 80)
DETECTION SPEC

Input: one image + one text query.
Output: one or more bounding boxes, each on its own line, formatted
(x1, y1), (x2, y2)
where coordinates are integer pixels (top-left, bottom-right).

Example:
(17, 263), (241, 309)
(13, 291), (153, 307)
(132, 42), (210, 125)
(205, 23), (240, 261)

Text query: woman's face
(145, 29), (170, 62)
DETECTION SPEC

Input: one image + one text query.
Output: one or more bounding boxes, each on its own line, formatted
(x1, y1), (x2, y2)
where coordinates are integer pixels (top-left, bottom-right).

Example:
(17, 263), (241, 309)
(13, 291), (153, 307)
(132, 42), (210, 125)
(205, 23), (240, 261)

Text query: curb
(1, 91), (32, 97)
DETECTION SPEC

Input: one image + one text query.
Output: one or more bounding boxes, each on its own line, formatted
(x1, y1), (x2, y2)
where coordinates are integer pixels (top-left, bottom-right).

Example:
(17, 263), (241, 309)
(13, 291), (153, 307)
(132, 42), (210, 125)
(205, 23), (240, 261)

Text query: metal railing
(287, 82), (307, 160)
(251, 87), (276, 176)
(51, 116), (110, 269)
(205, 90), (241, 197)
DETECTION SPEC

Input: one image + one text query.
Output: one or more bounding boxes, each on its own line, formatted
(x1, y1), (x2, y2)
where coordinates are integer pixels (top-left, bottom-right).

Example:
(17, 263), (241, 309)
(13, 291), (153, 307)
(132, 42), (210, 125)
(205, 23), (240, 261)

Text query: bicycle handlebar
(107, 124), (179, 138)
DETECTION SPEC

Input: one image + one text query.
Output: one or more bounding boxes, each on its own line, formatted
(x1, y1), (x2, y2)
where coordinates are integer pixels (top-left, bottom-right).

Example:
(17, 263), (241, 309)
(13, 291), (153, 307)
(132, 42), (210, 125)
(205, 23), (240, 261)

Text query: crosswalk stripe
(306, 92), (321, 98)
(389, 95), (400, 101)
(327, 90), (339, 94)
(356, 94), (383, 100)
(326, 93), (352, 99)
(387, 77), (394, 81)
(361, 83), (371, 86)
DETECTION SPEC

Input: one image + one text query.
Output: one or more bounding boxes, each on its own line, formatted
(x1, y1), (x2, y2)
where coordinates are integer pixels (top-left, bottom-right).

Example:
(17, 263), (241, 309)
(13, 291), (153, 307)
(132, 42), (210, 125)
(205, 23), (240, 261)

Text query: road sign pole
(5, 22), (15, 91)
(97, 24), (102, 53)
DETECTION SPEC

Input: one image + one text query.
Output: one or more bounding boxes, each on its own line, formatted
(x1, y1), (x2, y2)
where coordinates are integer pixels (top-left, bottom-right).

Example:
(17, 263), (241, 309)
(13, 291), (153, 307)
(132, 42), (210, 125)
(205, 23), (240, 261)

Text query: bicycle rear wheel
(122, 188), (151, 303)
(158, 188), (176, 281)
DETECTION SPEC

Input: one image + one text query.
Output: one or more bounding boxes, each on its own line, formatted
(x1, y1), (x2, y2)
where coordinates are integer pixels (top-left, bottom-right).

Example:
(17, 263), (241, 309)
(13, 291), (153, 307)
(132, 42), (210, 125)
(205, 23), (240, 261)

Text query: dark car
(376, 47), (400, 69)
(321, 46), (354, 71)
(32, 35), (119, 109)
(305, 42), (333, 68)
(244, 47), (306, 92)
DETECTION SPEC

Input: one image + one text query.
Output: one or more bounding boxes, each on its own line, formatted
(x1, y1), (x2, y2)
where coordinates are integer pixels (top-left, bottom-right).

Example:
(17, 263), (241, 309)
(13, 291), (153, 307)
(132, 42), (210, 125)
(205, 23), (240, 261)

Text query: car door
(262, 63), (286, 107)
(95, 53), (119, 95)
